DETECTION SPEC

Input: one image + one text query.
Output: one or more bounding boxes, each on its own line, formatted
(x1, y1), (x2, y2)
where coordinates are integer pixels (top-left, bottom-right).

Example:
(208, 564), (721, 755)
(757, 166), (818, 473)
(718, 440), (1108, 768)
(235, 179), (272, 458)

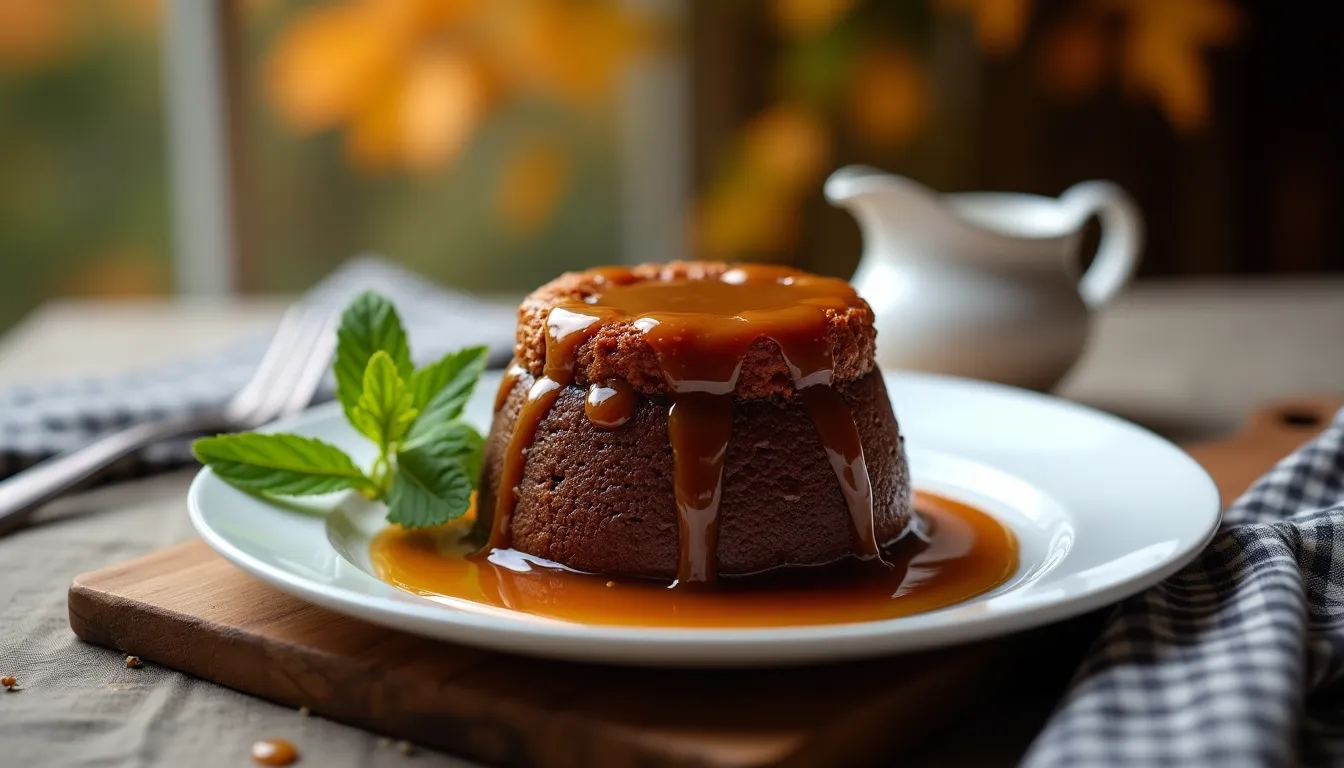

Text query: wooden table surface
(2, 276), (1343, 766)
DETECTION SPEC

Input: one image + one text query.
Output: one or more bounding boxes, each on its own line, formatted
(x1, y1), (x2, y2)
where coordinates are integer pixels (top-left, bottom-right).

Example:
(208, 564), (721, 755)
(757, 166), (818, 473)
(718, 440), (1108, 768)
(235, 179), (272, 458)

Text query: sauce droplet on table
(251, 738), (299, 766)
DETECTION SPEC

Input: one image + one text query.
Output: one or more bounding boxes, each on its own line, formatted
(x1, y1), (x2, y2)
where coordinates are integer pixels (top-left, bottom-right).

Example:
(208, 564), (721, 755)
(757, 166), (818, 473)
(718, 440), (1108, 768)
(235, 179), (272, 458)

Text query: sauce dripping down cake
(477, 262), (914, 585)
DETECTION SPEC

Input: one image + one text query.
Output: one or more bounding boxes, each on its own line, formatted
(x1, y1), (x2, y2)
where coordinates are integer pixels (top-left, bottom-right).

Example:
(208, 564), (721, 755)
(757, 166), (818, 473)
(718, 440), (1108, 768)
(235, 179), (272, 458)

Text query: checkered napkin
(1024, 408), (1344, 767)
(0, 257), (517, 480)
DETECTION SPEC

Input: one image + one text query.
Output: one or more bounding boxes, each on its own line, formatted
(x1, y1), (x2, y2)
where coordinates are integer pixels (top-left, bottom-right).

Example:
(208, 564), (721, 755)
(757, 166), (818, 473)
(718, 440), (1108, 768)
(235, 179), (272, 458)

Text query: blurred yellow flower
(400, 49), (491, 169)
(266, 2), (407, 134)
(494, 0), (655, 105)
(64, 248), (169, 297)
(0, 0), (163, 70)
(106, 0), (160, 32)
(698, 38), (931, 259)
(495, 138), (571, 233)
(346, 47), (491, 173)
(696, 175), (804, 260)
(744, 104), (832, 190)
(1029, 0), (1239, 132)
(848, 46), (928, 150)
(696, 104), (830, 259)
(1112, 0), (1239, 133)
(0, 0), (78, 69)
(266, 0), (657, 176)
(937, 0), (1034, 56)
(1038, 15), (1109, 98)
(940, 0), (1239, 132)
(772, 0), (857, 38)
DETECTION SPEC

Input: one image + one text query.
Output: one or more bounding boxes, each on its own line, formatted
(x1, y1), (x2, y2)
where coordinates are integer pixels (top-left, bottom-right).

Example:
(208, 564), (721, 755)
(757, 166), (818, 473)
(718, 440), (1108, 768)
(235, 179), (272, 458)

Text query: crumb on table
(1, 676), (16, 691)
(125, 655), (143, 669)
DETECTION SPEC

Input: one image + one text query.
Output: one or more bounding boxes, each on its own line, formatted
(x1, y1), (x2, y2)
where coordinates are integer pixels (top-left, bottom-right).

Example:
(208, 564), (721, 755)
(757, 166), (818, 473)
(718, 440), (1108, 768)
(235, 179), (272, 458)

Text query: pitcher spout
(824, 166), (948, 218)
(824, 166), (963, 261)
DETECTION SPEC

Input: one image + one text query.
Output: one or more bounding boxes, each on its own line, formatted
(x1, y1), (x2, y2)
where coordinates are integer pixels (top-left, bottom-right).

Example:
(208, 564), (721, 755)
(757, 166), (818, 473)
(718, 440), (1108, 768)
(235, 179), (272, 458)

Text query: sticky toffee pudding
(371, 262), (1019, 624)
(480, 262), (910, 583)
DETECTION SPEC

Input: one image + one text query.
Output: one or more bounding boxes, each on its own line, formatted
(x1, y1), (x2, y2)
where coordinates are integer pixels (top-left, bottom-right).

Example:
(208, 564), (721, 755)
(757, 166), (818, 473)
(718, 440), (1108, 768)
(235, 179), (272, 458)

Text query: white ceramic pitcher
(825, 166), (1143, 391)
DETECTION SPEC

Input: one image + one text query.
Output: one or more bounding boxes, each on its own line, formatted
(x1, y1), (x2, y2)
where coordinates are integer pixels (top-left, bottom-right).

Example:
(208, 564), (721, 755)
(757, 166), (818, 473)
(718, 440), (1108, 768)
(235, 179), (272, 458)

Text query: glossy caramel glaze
(373, 492), (1018, 628)
(489, 264), (882, 585)
(494, 363), (527, 412)
(585, 379), (637, 429)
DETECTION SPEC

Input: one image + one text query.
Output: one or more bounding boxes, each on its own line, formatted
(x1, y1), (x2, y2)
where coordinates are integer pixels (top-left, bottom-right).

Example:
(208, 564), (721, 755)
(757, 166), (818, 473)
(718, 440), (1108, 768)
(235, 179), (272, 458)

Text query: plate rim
(187, 369), (1222, 667)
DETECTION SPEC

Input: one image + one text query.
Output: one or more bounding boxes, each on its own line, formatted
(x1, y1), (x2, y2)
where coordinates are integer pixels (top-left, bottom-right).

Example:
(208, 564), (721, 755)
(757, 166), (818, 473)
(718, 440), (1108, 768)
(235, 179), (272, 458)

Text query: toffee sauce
(250, 739), (298, 766)
(371, 492), (1018, 628)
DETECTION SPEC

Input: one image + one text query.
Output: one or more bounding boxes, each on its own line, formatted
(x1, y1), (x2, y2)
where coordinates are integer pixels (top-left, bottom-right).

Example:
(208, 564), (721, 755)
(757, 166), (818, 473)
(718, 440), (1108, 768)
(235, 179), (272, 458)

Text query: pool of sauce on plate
(488, 264), (881, 585)
(371, 492), (1018, 628)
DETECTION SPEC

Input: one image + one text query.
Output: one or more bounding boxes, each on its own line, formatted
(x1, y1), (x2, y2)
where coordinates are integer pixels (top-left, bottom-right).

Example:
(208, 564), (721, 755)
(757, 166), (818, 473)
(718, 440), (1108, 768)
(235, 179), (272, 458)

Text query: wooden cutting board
(1183, 395), (1343, 503)
(66, 397), (1342, 767)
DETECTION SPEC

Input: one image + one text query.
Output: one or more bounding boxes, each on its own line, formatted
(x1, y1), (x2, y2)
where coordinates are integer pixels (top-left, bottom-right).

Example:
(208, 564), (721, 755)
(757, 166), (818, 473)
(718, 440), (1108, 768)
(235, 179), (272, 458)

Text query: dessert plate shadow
(188, 370), (1220, 668)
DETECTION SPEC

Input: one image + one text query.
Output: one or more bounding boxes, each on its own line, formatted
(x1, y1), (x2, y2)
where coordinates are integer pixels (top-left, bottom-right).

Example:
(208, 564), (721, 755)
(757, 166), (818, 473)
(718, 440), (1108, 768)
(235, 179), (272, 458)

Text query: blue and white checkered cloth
(1025, 407), (1344, 767)
(0, 257), (517, 479)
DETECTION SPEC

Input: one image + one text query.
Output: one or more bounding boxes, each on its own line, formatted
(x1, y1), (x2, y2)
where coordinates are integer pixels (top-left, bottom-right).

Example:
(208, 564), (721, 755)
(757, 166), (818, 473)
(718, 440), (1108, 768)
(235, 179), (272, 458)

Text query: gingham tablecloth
(1025, 407), (1344, 767)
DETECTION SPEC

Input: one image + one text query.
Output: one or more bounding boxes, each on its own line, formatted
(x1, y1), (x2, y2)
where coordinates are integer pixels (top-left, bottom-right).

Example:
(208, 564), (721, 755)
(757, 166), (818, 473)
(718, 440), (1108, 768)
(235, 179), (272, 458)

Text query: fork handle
(0, 416), (213, 535)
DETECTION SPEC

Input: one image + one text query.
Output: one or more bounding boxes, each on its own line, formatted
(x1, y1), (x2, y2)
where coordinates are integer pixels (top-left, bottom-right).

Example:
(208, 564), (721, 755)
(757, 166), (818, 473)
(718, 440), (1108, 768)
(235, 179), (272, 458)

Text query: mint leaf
(193, 433), (371, 496)
(335, 291), (412, 421)
(407, 345), (488, 441)
(387, 439), (476, 528)
(350, 351), (417, 449)
(402, 421), (484, 481)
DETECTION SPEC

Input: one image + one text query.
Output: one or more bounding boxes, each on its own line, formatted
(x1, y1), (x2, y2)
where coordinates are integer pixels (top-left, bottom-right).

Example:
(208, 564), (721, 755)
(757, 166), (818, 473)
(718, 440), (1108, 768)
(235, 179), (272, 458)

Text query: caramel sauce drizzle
(667, 392), (734, 583)
(493, 363), (527, 412)
(490, 265), (879, 584)
(585, 379), (637, 428)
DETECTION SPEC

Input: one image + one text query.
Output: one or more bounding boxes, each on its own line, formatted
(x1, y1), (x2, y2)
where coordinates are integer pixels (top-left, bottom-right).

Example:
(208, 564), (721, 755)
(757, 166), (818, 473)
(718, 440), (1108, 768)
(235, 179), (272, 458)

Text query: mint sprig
(192, 433), (374, 496)
(192, 291), (487, 528)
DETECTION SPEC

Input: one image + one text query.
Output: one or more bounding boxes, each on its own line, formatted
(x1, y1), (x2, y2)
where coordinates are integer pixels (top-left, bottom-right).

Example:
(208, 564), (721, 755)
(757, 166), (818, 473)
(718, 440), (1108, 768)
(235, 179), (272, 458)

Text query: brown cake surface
(480, 368), (910, 578)
(478, 262), (913, 581)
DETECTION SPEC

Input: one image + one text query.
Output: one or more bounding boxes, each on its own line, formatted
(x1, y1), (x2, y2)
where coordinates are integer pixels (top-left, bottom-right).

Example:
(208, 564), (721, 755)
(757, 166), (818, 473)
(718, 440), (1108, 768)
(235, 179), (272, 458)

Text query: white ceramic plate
(188, 369), (1220, 667)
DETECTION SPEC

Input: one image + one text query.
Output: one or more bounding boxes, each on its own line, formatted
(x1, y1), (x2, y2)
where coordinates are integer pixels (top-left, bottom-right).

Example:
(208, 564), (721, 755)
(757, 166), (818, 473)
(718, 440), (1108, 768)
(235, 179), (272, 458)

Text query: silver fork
(0, 302), (338, 535)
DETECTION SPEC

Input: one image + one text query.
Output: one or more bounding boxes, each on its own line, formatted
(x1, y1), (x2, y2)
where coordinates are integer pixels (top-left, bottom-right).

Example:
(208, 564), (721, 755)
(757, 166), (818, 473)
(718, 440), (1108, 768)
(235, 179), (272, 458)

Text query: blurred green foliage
(0, 14), (169, 333)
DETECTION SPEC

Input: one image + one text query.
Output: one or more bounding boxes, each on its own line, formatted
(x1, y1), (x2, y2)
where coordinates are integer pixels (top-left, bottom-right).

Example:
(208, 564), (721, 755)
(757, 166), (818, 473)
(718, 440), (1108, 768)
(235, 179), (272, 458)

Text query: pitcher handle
(1060, 181), (1144, 309)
